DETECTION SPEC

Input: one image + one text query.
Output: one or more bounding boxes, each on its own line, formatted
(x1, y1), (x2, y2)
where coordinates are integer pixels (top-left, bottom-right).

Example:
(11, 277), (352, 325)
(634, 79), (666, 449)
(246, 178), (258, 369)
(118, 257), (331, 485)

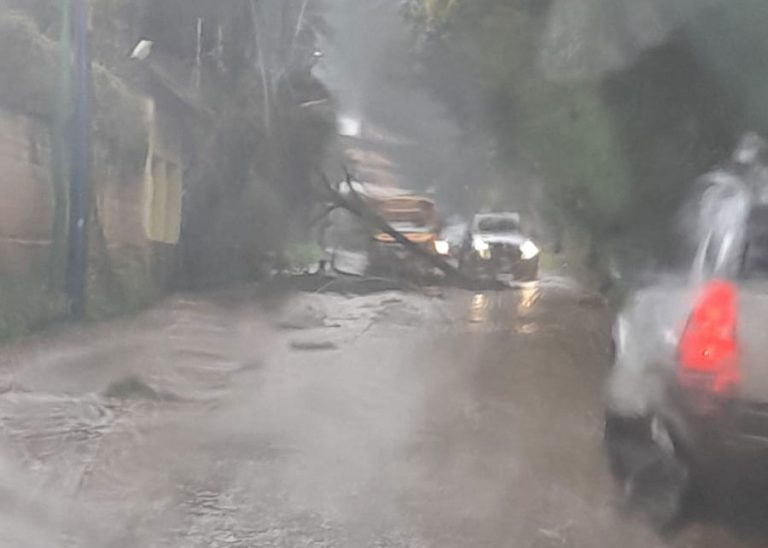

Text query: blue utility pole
(66, 0), (91, 320)
(51, 0), (71, 289)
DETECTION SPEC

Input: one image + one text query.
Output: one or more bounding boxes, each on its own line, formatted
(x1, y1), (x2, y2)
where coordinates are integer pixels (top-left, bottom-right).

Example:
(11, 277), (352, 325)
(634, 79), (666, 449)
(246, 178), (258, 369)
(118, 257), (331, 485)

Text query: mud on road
(0, 278), (764, 547)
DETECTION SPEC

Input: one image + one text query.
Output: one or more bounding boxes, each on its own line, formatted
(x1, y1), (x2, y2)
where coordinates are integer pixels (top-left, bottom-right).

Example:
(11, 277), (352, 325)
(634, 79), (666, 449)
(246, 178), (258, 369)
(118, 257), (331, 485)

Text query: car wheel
(516, 259), (539, 282)
(604, 414), (689, 530)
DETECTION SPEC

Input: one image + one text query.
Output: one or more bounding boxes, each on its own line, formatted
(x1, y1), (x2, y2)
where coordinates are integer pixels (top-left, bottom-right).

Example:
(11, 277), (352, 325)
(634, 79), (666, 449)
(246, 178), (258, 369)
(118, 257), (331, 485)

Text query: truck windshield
(389, 221), (432, 233)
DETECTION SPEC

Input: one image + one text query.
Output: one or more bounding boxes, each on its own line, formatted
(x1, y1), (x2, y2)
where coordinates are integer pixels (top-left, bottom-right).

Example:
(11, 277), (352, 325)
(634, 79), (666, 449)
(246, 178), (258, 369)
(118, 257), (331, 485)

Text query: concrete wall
(0, 100), (181, 333)
(89, 98), (182, 315)
(0, 110), (53, 277)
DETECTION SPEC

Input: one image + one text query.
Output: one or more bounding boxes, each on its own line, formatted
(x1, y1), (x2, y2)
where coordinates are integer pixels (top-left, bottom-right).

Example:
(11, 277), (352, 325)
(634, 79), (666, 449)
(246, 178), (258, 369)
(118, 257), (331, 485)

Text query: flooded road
(0, 279), (765, 547)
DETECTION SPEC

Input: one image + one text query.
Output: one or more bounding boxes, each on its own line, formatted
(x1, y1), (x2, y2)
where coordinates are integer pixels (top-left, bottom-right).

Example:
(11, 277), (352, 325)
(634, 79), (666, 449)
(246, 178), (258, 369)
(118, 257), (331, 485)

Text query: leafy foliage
(129, 0), (335, 283)
(411, 3), (628, 244)
(0, 0), (335, 321)
(407, 0), (764, 268)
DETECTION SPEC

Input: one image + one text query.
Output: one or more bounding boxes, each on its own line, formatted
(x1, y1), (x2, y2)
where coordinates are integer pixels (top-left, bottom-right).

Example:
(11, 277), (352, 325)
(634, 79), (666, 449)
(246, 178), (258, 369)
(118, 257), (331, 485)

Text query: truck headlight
(520, 239), (539, 260)
(434, 240), (451, 255)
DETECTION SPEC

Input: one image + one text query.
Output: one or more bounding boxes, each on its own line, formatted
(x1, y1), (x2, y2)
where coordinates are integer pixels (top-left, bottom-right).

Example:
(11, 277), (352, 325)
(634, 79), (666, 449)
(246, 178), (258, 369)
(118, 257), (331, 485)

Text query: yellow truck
(367, 195), (443, 279)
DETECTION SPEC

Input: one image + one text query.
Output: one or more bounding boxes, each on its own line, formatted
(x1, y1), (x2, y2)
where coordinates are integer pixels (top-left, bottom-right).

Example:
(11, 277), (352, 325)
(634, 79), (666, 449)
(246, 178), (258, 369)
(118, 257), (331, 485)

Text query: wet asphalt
(0, 278), (766, 547)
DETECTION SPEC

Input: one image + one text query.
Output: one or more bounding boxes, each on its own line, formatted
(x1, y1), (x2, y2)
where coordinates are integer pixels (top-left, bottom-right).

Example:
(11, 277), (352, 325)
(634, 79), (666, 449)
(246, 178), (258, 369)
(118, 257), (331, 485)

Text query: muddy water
(0, 281), (763, 547)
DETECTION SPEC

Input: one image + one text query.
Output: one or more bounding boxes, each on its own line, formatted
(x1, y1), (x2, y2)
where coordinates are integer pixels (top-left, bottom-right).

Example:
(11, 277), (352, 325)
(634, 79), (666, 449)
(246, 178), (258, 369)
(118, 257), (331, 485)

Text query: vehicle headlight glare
(520, 239), (539, 260)
(434, 240), (451, 255)
(473, 237), (490, 253)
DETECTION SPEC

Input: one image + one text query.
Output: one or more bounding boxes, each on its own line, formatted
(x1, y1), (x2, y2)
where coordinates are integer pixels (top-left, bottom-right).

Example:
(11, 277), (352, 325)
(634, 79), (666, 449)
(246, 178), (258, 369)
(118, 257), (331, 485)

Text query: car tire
(516, 258), (539, 282)
(604, 413), (689, 531)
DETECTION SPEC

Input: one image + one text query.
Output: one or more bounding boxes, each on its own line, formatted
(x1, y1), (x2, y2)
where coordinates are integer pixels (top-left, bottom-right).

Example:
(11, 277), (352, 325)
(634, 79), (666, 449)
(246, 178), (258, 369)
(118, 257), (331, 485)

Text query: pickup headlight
(520, 239), (540, 260)
(472, 237), (491, 260)
(473, 237), (490, 253)
(434, 240), (451, 255)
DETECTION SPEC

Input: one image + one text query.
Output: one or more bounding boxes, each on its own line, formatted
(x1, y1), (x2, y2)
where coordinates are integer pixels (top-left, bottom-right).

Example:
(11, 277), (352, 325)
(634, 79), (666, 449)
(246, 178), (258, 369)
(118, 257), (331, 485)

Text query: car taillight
(678, 280), (739, 395)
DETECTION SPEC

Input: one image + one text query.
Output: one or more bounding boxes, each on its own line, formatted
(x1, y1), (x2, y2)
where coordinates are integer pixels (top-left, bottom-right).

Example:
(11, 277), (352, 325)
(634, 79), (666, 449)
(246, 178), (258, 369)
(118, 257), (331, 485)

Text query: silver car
(459, 212), (540, 281)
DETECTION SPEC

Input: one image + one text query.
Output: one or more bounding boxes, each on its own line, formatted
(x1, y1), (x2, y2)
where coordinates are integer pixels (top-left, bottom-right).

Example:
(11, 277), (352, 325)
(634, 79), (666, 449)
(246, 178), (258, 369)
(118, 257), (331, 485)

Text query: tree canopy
(406, 0), (768, 266)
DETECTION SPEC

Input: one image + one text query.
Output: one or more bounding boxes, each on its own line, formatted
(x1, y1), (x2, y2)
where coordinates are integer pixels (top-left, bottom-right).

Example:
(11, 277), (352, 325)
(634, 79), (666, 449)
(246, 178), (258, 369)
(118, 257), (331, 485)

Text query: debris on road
(374, 301), (425, 326)
(289, 340), (339, 351)
(103, 376), (179, 402)
(276, 299), (329, 330)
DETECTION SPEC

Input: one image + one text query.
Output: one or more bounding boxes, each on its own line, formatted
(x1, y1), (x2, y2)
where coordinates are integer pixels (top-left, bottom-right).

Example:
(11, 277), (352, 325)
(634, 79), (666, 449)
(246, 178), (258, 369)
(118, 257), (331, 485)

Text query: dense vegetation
(0, 0), (335, 334)
(130, 0), (335, 284)
(1, 0), (335, 288)
(404, 0), (768, 271)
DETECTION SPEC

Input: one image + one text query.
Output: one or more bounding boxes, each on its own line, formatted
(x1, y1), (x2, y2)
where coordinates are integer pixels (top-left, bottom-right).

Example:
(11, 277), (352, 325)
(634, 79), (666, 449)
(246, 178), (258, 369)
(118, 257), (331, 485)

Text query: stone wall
(0, 110), (53, 278)
(0, 97), (180, 334)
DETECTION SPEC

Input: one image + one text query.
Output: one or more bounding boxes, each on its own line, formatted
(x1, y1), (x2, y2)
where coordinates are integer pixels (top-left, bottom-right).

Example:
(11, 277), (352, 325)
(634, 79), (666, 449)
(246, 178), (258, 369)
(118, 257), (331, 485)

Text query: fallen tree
(317, 173), (508, 290)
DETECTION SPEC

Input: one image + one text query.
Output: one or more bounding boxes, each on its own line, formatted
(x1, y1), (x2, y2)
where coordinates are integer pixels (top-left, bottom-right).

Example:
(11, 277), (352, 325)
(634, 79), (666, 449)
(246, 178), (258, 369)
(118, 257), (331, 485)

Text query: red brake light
(678, 280), (739, 395)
